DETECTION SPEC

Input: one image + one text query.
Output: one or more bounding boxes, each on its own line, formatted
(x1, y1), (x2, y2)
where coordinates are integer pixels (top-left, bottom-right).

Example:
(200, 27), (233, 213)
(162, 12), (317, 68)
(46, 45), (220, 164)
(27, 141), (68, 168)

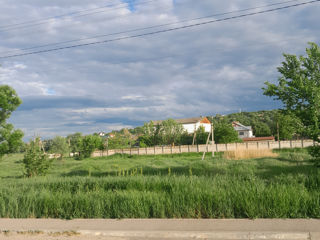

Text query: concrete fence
(92, 139), (316, 158)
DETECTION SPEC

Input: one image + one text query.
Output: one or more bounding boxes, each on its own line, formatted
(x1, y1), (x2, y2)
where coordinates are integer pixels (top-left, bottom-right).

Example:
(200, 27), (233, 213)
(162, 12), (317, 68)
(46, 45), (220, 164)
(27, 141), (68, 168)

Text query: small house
(153, 117), (212, 134)
(232, 121), (254, 139)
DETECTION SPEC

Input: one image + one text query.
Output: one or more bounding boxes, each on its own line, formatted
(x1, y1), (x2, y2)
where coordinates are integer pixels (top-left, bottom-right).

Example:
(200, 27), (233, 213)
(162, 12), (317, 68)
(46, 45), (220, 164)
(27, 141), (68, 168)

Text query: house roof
(243, 136), (275, 142)
(232, 121), (252, 131)
(153, 117), (211, 125)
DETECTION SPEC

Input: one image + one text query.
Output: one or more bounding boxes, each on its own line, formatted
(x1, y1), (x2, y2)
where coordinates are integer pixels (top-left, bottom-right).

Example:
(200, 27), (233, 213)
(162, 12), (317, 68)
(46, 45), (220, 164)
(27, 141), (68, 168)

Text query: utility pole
(202, 130), (211, 161)
(277, 121), (280, 149)
(192, 125), (197, 145)
(211, 116), (214, 157)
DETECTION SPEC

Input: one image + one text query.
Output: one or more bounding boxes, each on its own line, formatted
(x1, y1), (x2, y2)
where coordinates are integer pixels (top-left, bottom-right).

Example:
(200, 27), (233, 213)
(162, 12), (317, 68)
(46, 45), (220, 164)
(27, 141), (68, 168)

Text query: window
(239, 132), (244, 136)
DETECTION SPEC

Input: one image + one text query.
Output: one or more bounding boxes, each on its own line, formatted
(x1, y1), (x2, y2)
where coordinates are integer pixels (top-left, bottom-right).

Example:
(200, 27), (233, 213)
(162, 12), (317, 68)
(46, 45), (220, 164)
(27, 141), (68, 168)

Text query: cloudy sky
(0, 0), (319, 140)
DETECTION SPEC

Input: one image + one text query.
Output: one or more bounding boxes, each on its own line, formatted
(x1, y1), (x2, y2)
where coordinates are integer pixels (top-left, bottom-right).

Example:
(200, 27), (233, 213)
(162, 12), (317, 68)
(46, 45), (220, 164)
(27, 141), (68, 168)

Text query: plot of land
(0, 149), (319, 219)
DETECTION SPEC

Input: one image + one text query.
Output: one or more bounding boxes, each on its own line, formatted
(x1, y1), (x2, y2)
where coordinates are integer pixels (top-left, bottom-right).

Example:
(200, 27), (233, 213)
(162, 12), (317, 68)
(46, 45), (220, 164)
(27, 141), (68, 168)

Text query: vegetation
(23, 138), (52, 177)
(0, 149), (319, 218)
(210, 110), (301, 141)
(50, 136), (69, 160)
(78, 135), (103, 159)
(139, 119), (185, 147)
(263, 42), (320, 165)
(214, 121), (241, 144)
(0, 85), (24, 158)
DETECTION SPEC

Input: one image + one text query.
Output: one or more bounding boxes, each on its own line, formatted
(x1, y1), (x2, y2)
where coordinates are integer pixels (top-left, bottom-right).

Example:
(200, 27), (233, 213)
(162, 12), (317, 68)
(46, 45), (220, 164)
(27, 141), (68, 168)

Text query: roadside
(0, 219), (319, 240)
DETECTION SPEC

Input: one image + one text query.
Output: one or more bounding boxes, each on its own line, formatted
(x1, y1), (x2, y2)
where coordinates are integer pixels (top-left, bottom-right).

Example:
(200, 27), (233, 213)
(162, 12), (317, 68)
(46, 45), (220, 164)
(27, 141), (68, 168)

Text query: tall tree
(263, 42), (320, 164)
(161, 119), (184, 145)
(51, 136), (70, 160)
(0, 85), (24, 158)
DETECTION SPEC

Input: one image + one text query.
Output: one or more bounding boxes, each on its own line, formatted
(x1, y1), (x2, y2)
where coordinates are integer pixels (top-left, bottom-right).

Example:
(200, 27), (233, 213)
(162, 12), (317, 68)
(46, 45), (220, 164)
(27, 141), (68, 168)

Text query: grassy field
(0, 149), (319, 219)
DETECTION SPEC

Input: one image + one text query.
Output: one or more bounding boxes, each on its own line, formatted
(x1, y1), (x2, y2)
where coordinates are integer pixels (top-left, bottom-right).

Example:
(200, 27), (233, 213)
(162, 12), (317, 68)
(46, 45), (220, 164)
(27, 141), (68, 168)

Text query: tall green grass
(0, 150), (319, 219)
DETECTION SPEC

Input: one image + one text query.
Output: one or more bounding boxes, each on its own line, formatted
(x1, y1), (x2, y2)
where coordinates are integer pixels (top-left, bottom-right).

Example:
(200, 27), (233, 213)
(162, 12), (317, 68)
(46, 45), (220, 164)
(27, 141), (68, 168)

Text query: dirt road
(0, 219), (319, 240)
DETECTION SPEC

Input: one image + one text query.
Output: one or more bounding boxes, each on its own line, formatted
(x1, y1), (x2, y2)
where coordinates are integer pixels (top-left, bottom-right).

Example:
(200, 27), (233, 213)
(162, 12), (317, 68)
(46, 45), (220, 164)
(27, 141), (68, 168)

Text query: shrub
(23, 138), (52, 177)
(308, 146), (320, 167)
(78, 135), (102, 159)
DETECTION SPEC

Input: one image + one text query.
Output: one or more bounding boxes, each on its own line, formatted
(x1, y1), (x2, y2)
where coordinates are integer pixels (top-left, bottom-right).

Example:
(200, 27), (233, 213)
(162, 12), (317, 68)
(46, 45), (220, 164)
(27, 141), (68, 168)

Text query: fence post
(290, 140), (292, 149)
(257, 142), (259, 149)
(246, 142), (248, 149)
(162, 146), (164, 154)
(138, 147), (139, 155)
(154, 146), (156, 155)
(179, 145), (181, 153)
(188, 145), (190, 153)
(236, 142), (238, 149)
(145, 147), (147, 155)
(268, 141), (270, 149)
(130, 148), (132, 156)
(301, 139), (304, 148)
(278, 140), (281, 149)
(197, 144), (199, 153)
(171, 145), (173, 155)
(216, 144), (218, 152)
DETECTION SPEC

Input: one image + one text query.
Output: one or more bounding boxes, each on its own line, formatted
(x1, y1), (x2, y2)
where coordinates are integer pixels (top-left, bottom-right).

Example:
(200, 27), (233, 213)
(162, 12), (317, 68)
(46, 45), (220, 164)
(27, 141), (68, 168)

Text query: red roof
(243, 136), (275, 142)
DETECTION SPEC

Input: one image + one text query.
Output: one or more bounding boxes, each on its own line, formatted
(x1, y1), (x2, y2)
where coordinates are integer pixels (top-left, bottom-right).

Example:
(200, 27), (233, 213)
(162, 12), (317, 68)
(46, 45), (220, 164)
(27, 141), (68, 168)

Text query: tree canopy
(0, 85), (24, 158)
(263, 42), (320, 141)
(263, 42), (320, 165)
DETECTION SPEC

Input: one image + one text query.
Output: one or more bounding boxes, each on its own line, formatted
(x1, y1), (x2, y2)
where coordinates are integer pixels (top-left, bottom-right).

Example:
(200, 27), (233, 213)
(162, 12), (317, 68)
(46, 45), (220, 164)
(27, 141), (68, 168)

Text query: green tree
(276, 113), (303, 140)
(195, 126), (209, 144)
(214, 121), (240, 144)
(263, 42), (320, 165)
(252, 121), (272, 137)
(108, 133), (133, 149)
(67, 132), (83, 153)
(51, 136), (70, 160)
(140, 121), (162, 146)
(161, 119), (184, 145)
(79, 135), (102, 159)
(0, 85), (24, 158)
(23, 138), (52, 177)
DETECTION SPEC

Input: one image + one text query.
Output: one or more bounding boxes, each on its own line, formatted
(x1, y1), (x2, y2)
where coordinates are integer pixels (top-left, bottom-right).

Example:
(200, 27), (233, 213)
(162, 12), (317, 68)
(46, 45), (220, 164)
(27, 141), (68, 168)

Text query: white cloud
(1, 0), (320, 139)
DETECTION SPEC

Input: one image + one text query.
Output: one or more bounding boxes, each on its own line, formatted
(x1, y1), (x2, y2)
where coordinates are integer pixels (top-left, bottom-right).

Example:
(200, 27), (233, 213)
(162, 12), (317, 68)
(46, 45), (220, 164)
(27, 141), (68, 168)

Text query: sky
(0, 0), (319, 140)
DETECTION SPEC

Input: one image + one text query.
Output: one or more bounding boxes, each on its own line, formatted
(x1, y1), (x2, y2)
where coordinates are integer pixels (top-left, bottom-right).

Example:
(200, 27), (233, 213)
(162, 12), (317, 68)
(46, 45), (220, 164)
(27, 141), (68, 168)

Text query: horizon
(1, 0), (319, 140)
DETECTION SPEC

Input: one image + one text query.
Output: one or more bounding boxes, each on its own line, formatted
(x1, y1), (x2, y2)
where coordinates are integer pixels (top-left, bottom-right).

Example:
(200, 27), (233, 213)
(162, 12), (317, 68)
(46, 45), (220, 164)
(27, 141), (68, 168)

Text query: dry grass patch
(224, 149), (278, 160)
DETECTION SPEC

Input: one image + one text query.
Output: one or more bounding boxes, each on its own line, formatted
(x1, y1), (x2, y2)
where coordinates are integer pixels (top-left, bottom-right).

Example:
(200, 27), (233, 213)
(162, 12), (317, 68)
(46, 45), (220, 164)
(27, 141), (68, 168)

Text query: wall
(182, 123), (211, 133)
(92, 139), (316, 157)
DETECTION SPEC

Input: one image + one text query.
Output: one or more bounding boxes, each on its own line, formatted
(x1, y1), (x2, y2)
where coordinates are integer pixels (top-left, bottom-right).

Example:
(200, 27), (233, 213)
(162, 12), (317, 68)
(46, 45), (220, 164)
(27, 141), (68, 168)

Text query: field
(0, 149), (319, 219)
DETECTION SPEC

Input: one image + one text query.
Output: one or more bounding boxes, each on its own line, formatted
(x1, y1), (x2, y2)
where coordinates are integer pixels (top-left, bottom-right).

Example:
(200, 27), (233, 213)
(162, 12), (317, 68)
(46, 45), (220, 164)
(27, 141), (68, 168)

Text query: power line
(0, 0), (159, 32)
(0, 0), (319, 60)
(0, 0), (303, 56)
(0, 0), (124, 29)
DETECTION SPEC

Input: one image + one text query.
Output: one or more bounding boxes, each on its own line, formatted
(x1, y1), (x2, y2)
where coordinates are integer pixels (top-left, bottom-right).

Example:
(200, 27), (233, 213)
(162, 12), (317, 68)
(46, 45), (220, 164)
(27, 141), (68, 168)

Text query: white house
(153, 117), (212, 134)
(232, 121), (254, 139)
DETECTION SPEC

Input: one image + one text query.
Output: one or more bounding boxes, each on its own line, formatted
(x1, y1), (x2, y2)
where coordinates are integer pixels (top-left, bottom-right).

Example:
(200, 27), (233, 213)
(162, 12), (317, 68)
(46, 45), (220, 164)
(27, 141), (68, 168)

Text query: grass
(224, 149), (278, 160)
(0, 149), (319, 219)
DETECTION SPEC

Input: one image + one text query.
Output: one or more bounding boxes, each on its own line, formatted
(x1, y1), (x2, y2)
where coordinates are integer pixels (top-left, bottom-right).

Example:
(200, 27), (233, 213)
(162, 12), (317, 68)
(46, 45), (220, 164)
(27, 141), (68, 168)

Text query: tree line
(2, 41), (320, 175)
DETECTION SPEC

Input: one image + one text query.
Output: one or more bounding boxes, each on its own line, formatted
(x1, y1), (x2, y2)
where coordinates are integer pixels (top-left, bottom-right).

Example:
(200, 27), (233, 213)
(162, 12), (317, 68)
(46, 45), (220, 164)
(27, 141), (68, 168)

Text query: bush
(308, 146), (320, 167)
(78, 135), (102, 159)
(214, 121), (241, 144)
(23, 138), (52, 177)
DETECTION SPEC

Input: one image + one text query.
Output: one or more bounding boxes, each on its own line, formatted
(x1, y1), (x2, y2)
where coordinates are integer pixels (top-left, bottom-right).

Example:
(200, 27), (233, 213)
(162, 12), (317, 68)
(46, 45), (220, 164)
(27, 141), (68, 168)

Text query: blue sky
(0, 0), (319, 140)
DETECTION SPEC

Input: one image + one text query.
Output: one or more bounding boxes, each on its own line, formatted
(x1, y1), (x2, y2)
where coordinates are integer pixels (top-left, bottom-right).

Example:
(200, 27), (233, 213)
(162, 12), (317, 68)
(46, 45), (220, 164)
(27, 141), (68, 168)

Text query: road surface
(0, 219), (319, 239)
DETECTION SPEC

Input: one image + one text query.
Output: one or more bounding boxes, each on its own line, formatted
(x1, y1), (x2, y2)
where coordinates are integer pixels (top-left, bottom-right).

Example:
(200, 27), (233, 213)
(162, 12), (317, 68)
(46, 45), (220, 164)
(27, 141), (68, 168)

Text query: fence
(92, 139), (316, 157)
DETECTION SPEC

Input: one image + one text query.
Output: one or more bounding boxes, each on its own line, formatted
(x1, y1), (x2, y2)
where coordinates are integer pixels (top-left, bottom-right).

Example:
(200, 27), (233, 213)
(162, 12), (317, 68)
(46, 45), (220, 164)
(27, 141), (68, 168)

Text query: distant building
(232, 121), (254, 139)
(242, 136), (275, 142)
(153, 117), (212, 134)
